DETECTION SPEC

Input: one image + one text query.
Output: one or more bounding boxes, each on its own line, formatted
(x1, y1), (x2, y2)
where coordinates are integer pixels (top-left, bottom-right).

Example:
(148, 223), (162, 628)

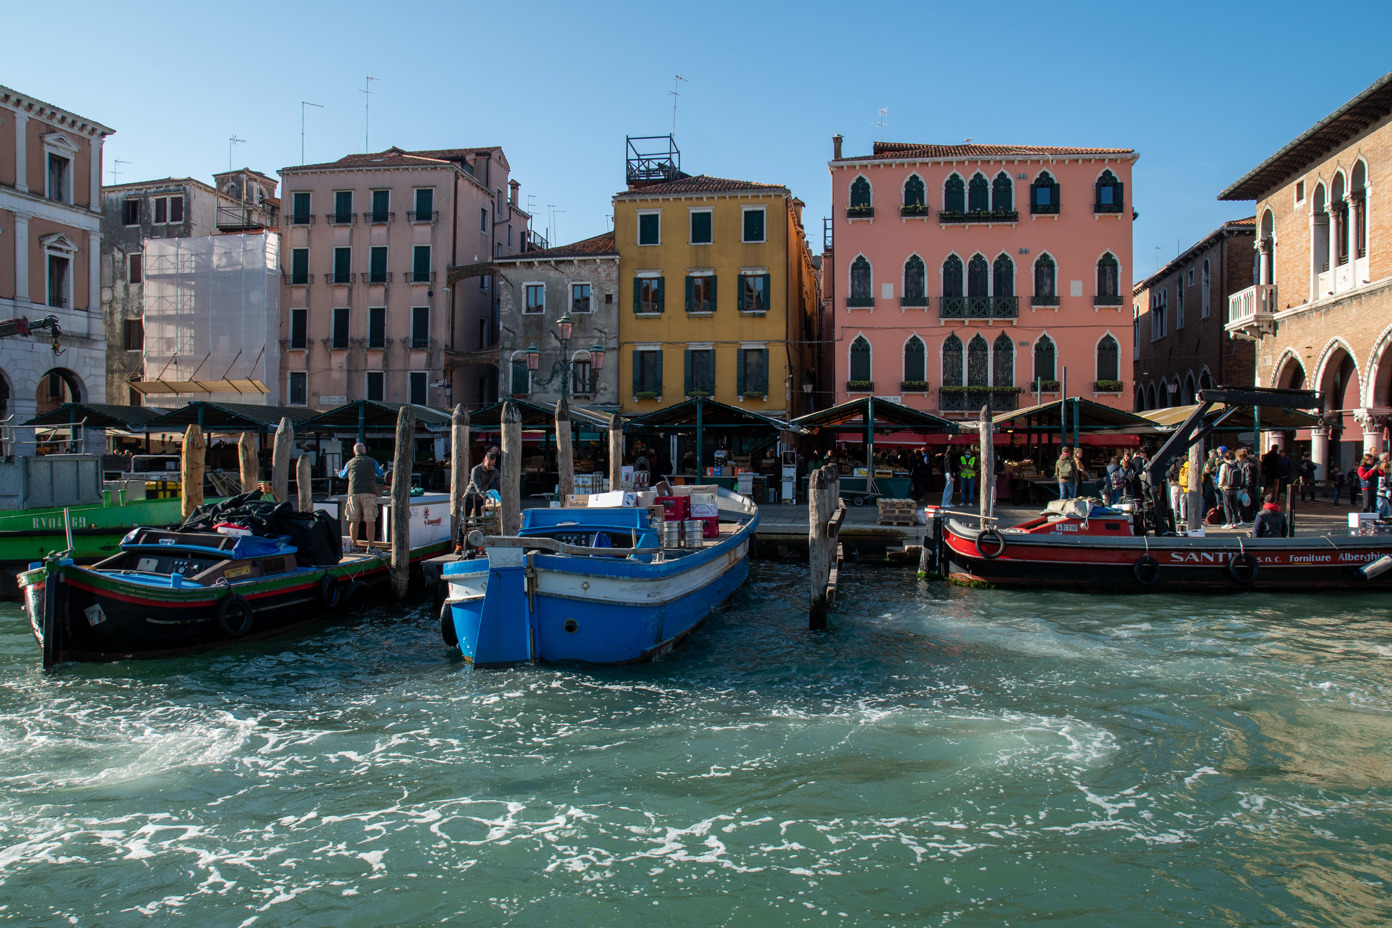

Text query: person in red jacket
(1358, 453), (1379, 514)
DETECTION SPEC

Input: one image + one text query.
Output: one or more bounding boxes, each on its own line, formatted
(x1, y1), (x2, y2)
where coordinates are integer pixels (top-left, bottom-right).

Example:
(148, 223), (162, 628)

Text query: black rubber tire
(440, 601), (458, 647)
(1228, 552), (1259, 584)
(1132, 555), (1161, 585)
(318, 574), (342, 610)
(975, 528), (1007, 560)
(851, 495), (865, 507)
(217, 592), (255, 638)
(340, 580), (367, 615)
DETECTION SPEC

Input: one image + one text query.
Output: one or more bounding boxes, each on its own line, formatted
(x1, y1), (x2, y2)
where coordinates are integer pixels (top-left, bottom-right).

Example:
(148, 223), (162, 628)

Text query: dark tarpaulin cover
(182, 492), (342, 567)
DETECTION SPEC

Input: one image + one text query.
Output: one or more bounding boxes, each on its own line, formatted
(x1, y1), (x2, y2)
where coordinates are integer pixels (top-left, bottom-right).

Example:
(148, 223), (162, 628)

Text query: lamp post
(525, 312), (607, 403)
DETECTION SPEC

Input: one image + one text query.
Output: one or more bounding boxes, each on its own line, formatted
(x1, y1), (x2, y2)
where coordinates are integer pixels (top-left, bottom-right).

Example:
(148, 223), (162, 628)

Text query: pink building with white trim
(826, 138), (1137, 420)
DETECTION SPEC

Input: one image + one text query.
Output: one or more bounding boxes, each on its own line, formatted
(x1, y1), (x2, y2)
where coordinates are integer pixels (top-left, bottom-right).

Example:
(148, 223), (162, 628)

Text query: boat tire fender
(217, 592), (255, 638)
(975, 528), (1007, 560)
(318, 574), (342, 610)
(341, 580), (367, 615)
(1132, 555), (1161, 585)
(439, 601), (458, 647)
(1228, 552), (1259, 584)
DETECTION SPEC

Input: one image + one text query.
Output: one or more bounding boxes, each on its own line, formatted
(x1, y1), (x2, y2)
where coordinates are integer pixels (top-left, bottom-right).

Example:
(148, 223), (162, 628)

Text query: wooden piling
(809, 464), (845, 630)
(608, 415), (624, 492)
(556, 398), (574, 500)
(272, 417), (293, 504)
(979, 405), (995, 521)
(296, 453), (312, 512)
(501, 400), (523, 535)
(237, 432), (259, 493)
(180, 424), (205, 521)
(391, 405), (415, 602)
(1187, 439), (1205, 532)
(449, 404), (469, 549)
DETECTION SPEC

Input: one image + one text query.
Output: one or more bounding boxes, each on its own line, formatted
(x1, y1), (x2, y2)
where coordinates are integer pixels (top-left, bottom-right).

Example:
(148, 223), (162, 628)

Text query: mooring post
(501, 400), (523, 535)
(296, 453), (312, 512)
(180, 424), (205, 521)
(556, 398), (574, 500)
(608, 414), (624, 493)
(450, 404), (469, 550)
(272, 416), (293, 504)
(237, 431), (259, 493)
(1187, 437), (1205, 532)
(809, 463), (843, 630)
(391, 405), (415, 602)
(979, 405), (995, 521)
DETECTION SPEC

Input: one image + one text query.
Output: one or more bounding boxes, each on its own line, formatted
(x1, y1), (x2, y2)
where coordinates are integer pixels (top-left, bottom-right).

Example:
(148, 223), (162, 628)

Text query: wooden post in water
(501, 400), (523, 535)
(809, 464), (845, 630)
(449, 404), (469, 549)
(272, 417), (293, 503)
(1187, 438), (1205, 532)
(556, 398), (574, 500)
(296, 453), (313, 512)
(237, 432), (259, 493)
(979, 405), (995, 522)
(608, 414), (624, 492)
(391, 405), (415, 602)
(180, 424), (205, 520)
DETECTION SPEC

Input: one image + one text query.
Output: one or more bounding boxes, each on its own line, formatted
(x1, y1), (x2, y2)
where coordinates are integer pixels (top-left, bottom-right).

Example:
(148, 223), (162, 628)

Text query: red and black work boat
(18, 492), (450, 670)
(939, 386), (1392, 593)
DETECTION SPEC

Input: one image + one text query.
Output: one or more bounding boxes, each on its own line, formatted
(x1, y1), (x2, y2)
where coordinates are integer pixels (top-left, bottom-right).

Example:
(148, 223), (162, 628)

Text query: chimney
(475, 150), (492, 186)
(833, 134), (843, 160)
(509, 179), (519, 207)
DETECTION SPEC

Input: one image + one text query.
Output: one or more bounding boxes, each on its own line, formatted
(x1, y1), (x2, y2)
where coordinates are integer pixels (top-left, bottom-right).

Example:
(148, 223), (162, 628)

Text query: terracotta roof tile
(855, 141), (1135, 160)
(285, 146), (495, 173)
(497, 231), (616, 261)
(615, 174), (788, 197)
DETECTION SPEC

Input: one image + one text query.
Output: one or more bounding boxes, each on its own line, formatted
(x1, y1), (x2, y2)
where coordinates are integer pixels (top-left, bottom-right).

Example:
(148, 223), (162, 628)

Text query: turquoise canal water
(2, 566), (1391, 927)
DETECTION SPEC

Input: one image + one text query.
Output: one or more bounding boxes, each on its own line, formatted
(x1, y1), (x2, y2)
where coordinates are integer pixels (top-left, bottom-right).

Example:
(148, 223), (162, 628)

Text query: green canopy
(23, 403), (166, 430)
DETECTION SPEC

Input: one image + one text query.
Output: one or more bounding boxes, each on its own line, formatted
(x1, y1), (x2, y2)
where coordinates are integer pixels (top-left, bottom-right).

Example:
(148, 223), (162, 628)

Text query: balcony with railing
(326, 212), (356, 226)
(1226, 284), (1277, 336)
(938, 209), (1018, 224)
(939, 295), (1018, 319)
(363, 210), (394, 224)
(938, 387), (1021, 412)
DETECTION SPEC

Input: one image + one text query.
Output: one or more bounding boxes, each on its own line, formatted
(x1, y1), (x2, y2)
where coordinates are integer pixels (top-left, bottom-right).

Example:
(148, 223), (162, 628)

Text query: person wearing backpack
(1055, 446), (1077, 500)
(1297, 452), (1318, 502)
(1216, 446), (1244, 528)
(1105, 455), (1127, 505)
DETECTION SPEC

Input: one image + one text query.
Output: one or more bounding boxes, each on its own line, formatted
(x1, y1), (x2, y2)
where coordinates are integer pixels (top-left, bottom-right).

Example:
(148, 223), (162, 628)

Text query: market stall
(790, 397), (956, 503)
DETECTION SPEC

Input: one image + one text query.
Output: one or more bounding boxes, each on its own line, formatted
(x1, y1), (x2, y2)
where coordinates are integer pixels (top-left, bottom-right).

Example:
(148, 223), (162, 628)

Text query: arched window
(1183, 372), (1197, 405)
(1033, 253), (1057, 305)
(1097, 334), (1119, 384)
(992, 172), (1013, 213)
(1312, 183), (1330, 280)
(849, 335), (871, 383)
(967, 254), (989, 298)
(942, 255), (963, 297)
(1034, 335), (1056, 384)
(967, 334), (989, 386)
(1096, 252), (1120, 304)
(903, 336), (926, 385)
(942, 333), (964, 387)
(1095, 169), (1123, 213)
(902, 255), (926, 305)
(993, 254), (1014, 297)
(1030, 171), (1059, 214)
(1201, 259), (1211, 318)
(903, 174), (925, 209)
(850, 176), (871, 210)
(1199, 369), (1214, 392)
(967, 173), (989, 213)
(1332, 172), (1348, 267)
(1353, 160), (1369, 259)
(993, 332), (1014, 388)
(944, 173), (965, 213)
(849, 255), (872, 304)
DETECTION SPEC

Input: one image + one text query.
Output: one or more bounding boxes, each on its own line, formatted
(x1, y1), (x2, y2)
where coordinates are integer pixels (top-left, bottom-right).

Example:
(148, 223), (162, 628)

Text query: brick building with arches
(825, 137), (1136, 421)
(1222, 71), (1392, 475)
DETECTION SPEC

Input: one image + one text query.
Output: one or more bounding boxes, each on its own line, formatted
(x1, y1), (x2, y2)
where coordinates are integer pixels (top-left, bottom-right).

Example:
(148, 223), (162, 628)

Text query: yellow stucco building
(612, 174), (819, 417)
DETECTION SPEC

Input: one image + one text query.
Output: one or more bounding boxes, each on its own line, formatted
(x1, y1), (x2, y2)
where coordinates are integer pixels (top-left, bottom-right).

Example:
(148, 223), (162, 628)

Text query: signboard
(317, 395), (348, 406)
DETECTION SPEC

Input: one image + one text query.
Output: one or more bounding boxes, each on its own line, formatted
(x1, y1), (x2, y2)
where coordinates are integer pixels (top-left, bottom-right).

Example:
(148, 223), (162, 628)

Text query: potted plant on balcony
(846, 204), (874, 218)
(1094, 379), (1123, 393)
(900, 380), (929, 392)
(846, 380), (874, 393)
(1035, 379), (1060, 393)
(633, 391), (660, 402)
(900, 203), (928, 217)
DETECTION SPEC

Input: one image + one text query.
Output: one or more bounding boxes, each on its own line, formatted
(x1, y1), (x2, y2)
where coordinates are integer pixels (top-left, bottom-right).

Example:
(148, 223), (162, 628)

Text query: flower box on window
(846, 380), (874, 393)
(938, 209), (1018, 224)
(1094, 379), (1123, 393)
(846, 296), (875, 308)
(846, 205), (875, 218)
(685, 390), (711, 399)
(633, 391), (660, 402)
(900, 380), (929, 392)
(1034, 380), (1060, 392)
(900, 203), (929, 217)
(740, 392), (767, 401)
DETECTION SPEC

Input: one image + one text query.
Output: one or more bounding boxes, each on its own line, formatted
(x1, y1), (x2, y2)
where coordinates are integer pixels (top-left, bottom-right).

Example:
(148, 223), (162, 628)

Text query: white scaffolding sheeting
(139, 233), (281, 407)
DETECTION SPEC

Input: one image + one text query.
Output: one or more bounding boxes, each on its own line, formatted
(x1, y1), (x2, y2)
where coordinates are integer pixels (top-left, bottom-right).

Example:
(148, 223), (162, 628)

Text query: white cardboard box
(590, 491), (637, 508)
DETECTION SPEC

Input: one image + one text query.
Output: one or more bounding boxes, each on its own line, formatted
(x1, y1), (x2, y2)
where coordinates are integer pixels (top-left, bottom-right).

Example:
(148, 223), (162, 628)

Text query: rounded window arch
(993, 332), (1014, 388)
(1331, 171), (1349, 268)
(1352, 158), (1369, 260)
(1030, 170), (1059, 214)
(902, 173), (925, 209)
(993, 253), (1014, 298)
(1033, 252), (1057, 304)
(942, 332), (964, 387)
(1198, 368), (1214, 393)
(967, 333), (990, 386)
(1183, 371), (1197, 405)
(903, 335), (926, 385)
(1096, 252), (1120, 303)
(967, 173), (989, 213)
(849, 176), (872, 210)
(992, 171), (1013, 213)
(1096, 334), (1120, 384)
(967, 254), (989, 299)
(36, 368), (82, 416)
(1312, 181), (1329, 282)
(902, 254), (927, 304)
(1033, 333), (1057, 385)
(942, 254), (963, 298)
(944, 173), (965, 213)
(1095, 169), (1123, 213)
(849, 335), (872, 383)
(849, 255), (872, 302)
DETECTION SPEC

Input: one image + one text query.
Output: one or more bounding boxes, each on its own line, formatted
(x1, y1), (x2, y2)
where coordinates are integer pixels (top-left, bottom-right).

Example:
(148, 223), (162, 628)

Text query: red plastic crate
(655, 495), (690, 521)
(700, 516), (719, 538)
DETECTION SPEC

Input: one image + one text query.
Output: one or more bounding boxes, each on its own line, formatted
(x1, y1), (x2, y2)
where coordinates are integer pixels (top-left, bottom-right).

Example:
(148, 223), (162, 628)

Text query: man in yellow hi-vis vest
(959, 450), (978, 507)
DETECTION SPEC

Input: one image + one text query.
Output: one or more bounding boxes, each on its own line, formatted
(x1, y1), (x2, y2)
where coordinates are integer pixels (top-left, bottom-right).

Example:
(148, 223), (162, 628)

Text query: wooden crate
(876, 497), (919, 525)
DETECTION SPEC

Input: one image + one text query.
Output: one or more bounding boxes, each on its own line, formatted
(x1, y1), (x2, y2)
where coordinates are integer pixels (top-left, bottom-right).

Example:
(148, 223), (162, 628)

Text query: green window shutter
(759, 349), (769, 394)
(762, 274), (772, 312)
(655, 278), (664, 313)
(685, 276), (693, 313)
(737, 275), (746, 312)
(655, 350), (663, 395)
(632, 351), (642, 394)
(1115, 181), (1124, 208)
(737, 350), (746, 396)
(684, 349), (692, 394)
(633, 279), (641, 314)
(708, 275), (717, 313)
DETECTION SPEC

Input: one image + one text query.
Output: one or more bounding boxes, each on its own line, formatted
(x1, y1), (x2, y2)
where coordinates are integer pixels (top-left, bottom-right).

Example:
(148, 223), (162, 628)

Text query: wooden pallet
(876, 497), (919, 525)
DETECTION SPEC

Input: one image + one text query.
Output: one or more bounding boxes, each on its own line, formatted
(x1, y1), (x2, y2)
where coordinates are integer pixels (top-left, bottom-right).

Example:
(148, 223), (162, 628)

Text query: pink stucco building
(826, 138), (1137, 419)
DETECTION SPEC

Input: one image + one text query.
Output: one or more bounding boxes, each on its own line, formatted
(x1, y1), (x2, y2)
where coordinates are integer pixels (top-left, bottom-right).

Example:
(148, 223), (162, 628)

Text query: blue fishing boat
(440, 488), (759, 665)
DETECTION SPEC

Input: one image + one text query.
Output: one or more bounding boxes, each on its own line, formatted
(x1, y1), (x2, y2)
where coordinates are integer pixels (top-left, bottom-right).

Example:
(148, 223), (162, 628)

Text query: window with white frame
(44, 141), (73, 203)
(571, 353), (594, 395)
(288, 371), (307, 406)
(1150, 289), (1167, 341)
(742, 207), (766, 243)
(289, 307), (308, 349)
(41, 234), (76, 309)
(409, 371), (428, 406)
(690, 209), (712, 245)
(524, 283), (545, 314)
(331, 307), (350, 349)
(153, 195), (184, 225)
(637, 211), (660, 245)
(368, 306), (386, 348)
(366, 371), (385, 402)
(122, 198), (140, 226)
(411, 306), (430, 348)
(571, 283), (592, 313)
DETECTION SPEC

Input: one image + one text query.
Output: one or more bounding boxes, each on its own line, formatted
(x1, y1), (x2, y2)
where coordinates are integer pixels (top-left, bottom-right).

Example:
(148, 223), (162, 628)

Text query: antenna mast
(228, 135), (244, 171)
(361, 76), (380, 152)
(301, 101), (323, 165)
(669, 74), (688, 133)
(873, 107), (890, 142)
(107, 158), (130, 185)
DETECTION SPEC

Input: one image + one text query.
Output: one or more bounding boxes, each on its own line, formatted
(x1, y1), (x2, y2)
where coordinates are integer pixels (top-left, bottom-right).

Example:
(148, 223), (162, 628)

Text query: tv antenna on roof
(107, 157), (130, 184)
(301, 101), (323, 165)
(873, 107), (890, 141)
(228, 135), (244, 170)
(362, 76), (380, 152)
(669, 74), (688, 133)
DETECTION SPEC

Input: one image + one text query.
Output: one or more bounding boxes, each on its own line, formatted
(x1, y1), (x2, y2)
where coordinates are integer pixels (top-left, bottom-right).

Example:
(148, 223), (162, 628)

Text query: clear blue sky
(9, 0), (1392, 283)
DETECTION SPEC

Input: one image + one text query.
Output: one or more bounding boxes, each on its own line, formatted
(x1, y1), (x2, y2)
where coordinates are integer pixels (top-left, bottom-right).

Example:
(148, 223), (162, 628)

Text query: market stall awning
(297, 400), (453, 433)
(23, 403), (167, 430)
(143, 402), (319, 432)
(790, 396), (956, 434)
(1140, 403), (1325, 431)
(994, 397), (1157, 433)
(627, 397), (802, 433)
(466, 399), (615, 430)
